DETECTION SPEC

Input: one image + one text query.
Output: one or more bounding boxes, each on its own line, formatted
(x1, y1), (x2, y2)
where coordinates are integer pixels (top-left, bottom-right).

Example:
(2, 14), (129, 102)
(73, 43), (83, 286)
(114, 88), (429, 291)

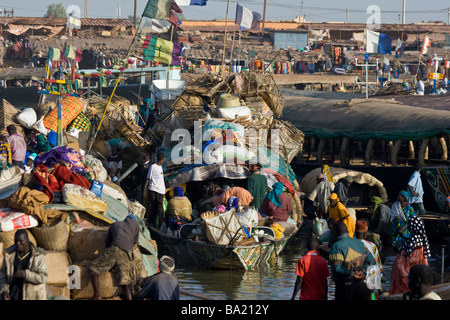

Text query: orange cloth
(220, 187), (254, 207)
(328, 201), (355, 238)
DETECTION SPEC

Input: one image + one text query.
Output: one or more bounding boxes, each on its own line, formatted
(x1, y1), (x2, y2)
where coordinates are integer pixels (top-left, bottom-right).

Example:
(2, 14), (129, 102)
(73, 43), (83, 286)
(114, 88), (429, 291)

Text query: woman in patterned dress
(389, 190), (430, 295)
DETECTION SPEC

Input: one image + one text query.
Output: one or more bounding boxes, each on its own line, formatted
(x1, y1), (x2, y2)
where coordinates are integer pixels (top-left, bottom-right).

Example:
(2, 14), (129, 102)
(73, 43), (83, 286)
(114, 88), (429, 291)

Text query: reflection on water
(175, 231), (443, 300)
(175, 238), (403, 300)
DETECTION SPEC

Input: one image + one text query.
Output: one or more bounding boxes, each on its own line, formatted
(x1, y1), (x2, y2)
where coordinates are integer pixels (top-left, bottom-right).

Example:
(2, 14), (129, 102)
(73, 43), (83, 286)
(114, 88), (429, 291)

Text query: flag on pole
(445, 61), (450, 69)
(395, 38), (406, 58)
(141, 36), (181, 65)
(235, 4), (262, 31)
(421, 35), (431, 55)
(149, 19), (173, 33)
(142, 0), (176, 20)
(175, 0), (207, 6)
(365, 29), (392, 55)
(383, 56), (390, 73)
(67, 15), (81, 30)
(169, 2), (184, 27)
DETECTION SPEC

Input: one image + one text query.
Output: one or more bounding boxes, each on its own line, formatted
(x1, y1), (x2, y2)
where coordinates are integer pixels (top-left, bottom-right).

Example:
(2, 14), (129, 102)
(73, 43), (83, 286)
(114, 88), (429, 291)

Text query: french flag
(175, 0), (207, 5)
(366, 29), (392, 55)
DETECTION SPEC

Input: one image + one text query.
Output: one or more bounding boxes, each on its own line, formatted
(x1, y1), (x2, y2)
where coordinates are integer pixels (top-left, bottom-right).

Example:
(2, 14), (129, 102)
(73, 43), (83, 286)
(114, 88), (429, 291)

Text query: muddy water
(174, 223), (442, 300)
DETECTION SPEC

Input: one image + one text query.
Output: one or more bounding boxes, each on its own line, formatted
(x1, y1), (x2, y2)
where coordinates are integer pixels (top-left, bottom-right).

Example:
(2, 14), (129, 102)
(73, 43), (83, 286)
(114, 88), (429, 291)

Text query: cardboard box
(45, 250), (71, 285)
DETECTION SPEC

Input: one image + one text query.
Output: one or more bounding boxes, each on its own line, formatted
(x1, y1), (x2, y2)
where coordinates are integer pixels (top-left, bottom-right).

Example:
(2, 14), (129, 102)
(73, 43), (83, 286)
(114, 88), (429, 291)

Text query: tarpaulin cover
(282, 96), (450, 141)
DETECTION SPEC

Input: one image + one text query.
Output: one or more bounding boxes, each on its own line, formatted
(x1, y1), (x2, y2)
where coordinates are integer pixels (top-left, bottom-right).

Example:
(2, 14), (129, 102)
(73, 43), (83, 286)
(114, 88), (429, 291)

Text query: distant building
(271, 30), (308, 50)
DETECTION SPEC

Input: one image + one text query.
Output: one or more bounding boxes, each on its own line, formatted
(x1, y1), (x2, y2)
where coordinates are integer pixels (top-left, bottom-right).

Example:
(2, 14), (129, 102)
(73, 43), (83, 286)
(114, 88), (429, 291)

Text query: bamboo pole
(220, 0), (231, 76)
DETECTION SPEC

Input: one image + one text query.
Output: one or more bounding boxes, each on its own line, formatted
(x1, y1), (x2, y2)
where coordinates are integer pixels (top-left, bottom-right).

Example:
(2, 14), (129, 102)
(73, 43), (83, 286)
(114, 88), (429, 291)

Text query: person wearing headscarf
(166, 186), (192, 234)
(138, 98), (153, 128)
(24, 153), (37, 173)
(333, 175), (358, 207)
(389, 190), (430, 296)
(133, 255), (179, 300)
(261, 182), (292, 222)
(0, 130), (12, 166)
(369, 196), (391, 240)
(308, 173), (335, 219)
(327, 192), (355, 238)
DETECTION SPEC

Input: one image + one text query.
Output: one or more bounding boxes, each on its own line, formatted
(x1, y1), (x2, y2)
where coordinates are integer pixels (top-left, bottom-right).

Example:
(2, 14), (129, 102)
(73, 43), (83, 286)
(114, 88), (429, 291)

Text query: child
(24, 153), (37, 173)
(107, 147), (122, 178)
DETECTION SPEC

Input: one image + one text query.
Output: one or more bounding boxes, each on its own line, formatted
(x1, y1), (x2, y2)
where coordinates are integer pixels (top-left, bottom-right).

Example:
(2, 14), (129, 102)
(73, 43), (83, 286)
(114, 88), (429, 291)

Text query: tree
(45, 2), (66, 18)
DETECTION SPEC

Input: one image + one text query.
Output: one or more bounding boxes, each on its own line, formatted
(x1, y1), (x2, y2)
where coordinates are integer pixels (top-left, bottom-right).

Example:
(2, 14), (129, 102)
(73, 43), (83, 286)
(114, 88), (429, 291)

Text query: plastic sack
(62, 184), (108, 214)
(203, 115), (245, 140)
(84, 155), (108, 182)
(0, 208), (39, 232)
(203, 145), (256, 164)
(17, 108), (37, 129)
(235, 207), (259, 227)
(217, 106), (251, 120)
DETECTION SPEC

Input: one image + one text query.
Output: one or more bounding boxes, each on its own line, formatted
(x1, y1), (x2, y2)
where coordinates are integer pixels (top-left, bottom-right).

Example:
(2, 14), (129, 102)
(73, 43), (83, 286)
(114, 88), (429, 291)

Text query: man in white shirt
(407, 164), (425, 215)
(143, 152), (166, 228)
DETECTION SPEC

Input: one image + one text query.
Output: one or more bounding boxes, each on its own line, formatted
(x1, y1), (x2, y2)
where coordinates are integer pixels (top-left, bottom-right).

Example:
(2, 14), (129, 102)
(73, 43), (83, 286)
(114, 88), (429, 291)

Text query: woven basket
(200, 211), (219, 220)
(0, 229), (37, 250)
(31, 219), (69, 251)
(217, 94), (241, 109)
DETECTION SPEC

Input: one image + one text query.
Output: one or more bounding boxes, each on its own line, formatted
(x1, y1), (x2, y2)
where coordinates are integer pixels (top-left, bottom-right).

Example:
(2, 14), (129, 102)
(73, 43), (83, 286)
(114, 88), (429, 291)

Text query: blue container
(90, 180), (103, 198)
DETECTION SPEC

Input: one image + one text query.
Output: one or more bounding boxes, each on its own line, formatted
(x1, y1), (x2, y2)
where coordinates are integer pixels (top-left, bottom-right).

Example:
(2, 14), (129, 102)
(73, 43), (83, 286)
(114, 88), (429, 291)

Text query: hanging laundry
(48, 47), (61, 62)
(74, 49), (83, 63)
(64, 45), (77, 60)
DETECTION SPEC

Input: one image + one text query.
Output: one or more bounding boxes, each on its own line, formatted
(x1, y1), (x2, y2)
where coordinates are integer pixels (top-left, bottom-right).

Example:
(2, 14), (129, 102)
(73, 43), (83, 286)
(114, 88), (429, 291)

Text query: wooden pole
(261, 0), (267, 36)
(220, 0), (231, 76)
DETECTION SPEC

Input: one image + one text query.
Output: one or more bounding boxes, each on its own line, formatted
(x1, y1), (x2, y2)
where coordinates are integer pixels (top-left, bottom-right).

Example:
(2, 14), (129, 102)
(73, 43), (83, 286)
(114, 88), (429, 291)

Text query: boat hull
(149, 227), (296, 271)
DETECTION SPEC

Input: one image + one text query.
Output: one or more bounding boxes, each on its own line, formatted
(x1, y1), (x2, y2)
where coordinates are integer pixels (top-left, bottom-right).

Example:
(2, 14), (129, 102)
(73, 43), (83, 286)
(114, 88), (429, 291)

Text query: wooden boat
(378, 282), (450, 300)
(149, 223), (298, 271)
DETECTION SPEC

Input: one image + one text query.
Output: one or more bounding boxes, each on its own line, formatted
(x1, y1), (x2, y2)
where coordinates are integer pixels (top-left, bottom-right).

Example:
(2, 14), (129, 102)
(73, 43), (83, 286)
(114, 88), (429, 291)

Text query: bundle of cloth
(34, 146), (85, 175)
(33, 163), (91, 204)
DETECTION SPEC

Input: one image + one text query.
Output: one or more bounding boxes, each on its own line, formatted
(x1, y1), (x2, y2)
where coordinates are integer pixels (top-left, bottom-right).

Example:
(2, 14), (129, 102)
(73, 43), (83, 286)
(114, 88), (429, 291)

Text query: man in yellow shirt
(328, 193), (355, 238)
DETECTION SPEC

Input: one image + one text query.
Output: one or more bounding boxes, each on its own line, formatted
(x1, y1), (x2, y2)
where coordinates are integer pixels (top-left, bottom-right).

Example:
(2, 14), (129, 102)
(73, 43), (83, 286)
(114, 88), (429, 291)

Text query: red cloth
(33, 164), (91, 203)
(262, 168), (295, 196)
(295, 251), (330, 300)
(389, 247), (428, 295)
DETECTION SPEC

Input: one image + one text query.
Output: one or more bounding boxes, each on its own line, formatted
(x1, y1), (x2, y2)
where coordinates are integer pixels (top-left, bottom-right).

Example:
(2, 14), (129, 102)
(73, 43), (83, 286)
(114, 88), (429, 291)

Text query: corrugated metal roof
(0, 17), (133, 28)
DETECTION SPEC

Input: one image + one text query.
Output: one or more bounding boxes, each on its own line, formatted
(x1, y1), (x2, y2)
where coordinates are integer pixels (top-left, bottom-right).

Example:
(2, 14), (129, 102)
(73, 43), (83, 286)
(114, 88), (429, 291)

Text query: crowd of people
(292, 163), (442, 300)
(0, 113), (443, 301)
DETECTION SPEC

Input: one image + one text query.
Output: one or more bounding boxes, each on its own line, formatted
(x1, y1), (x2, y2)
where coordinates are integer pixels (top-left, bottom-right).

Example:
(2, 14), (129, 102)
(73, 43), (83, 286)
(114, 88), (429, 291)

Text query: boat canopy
(282, 96), (450, 141)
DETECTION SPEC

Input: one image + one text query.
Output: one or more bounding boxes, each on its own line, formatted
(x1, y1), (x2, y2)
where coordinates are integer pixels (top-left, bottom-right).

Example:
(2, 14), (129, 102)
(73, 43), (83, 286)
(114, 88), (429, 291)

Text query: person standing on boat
(407, 164), (425, 215)
(354, 219), (383, 297)
(329, 222), (375, 301)
(247, 164), (268, 213)
(333, 175), (358, 207)
(261, 182), (292, 222)
(143, 152), (166, 228)
(291, 237), (330, 300)
(88, 215), (140, 300)
(308, 173), (335, 219)
(327, 193), (355, 238)
(0, 130), (12, 167)
(6, 125), (26, 169)
(138, 98), (153, 128)
(389, 190), (430, 296)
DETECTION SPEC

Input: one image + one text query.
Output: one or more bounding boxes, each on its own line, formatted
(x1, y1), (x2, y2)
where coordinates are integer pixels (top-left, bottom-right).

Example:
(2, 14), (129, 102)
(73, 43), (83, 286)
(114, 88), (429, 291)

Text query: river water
(173, 222), (393, 301)
(173, 219), (443, 301)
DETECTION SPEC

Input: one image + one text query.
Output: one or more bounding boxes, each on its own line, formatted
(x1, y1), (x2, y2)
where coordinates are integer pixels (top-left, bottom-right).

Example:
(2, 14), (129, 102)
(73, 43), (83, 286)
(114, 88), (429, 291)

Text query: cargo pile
(148, 71), (305, 247)
(0, 93), (158, 300)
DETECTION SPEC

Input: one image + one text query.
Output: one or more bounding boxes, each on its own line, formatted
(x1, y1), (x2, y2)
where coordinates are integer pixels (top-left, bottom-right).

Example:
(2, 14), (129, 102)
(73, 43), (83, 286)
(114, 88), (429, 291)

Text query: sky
(1, 0), (449, 24)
